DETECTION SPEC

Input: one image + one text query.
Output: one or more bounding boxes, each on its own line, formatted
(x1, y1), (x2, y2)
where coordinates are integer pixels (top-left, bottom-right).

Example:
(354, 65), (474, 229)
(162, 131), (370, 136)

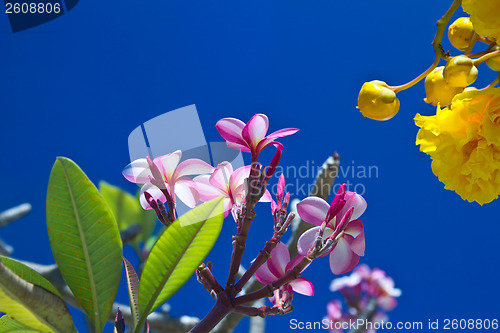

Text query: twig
(0, 203), (32, 227)
(213, 154), (341, 333)
(248, 299), (266, 333)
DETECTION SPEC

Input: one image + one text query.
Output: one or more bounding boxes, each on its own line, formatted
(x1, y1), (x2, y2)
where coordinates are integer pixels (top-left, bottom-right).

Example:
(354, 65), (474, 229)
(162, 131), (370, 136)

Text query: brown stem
(392, 0), (462, 93)
(233, 256), (312, 306)
(233, 305), (281, 317)
(214, 154), (341, 333)
(233, 214), (294, 294)
(189, 293), (233, 333)
(197, 263), (223, 295)
(226, 162), (261, 290)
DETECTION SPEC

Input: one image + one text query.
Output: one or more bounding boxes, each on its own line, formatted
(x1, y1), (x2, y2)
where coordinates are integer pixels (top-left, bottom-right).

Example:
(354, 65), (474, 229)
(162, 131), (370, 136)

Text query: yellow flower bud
(443, 55), (478, 88)
(486, 45), (500, 71)
(424, 66), (464, 106)
(448, 17), (475, 51)
(357, 80), (400, 121)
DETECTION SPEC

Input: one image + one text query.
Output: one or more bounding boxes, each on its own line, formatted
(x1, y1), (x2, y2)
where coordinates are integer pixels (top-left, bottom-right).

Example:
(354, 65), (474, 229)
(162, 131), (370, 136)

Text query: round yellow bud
(486, 45), (500, 71)
(443, 55), (478, 88)
(424, 66), (464, 106)
(448, 17), (475, 51)
(357, 80), (400, 121)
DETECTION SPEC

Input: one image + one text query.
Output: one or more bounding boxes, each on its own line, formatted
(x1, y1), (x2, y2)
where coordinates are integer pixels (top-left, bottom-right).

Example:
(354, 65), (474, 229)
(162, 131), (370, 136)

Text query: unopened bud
(424, 66), (464, 106)
(443, 55), (478, 88)
(448, 17), (475, 51)
(357, 80), (399, 121)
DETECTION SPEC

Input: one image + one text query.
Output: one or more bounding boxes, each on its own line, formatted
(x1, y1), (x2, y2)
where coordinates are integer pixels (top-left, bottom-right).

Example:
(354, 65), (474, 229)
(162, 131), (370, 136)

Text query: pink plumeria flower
(122, 150), (214, 210)
(325, 300), (346, 333)
(366, 267), (402, 311)
(216, 114), (299, 159)
(194, 161), (272, 218)
(254, 242), (314, 303)
(330, 264), (401, 312)
(296, 184), (367, 275)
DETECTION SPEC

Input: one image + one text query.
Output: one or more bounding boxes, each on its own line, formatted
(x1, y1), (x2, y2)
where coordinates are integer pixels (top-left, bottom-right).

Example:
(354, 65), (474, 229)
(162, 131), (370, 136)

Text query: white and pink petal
(296, 197), (330, 226)
(267, 242), (290, 277)
(175, 177), (200, 208)
(175, 159), (214, 178)
(139, 183), (167, 210)
(216, 118), (247, 146)
(156, 150), (182, 180)
(242, 114), (269, 148)
(289, 277), (314, 296)
(194, 175), (227, 202)
(338, 191), (367, 221)
(296, 227), (334, 256)
(122, 158), (153, 184)
(210, 162), (233, 191)
(329, 237), (360, 275)
(254, 258), (278, 285)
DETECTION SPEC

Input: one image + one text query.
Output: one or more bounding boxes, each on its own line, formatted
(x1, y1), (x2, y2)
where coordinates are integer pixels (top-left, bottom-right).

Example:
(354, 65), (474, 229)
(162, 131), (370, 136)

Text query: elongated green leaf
(0, 315), (39, 332)
(99, 182), (156, 244)
(0, 256), (61, 298)
(46, 157), (123, 332)
(0, 261), (74, 333)
(138, 197), (224, 319)
(123, 257), (140, 327)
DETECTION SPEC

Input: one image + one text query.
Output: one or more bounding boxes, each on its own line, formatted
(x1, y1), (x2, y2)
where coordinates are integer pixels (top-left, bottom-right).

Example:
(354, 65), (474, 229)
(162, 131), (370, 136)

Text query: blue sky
(1, 0), (499, 332)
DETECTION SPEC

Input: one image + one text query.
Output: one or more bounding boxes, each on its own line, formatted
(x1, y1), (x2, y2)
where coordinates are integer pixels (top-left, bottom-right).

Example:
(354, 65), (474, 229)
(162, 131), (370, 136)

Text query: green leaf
(135, 196), (224, 331)
(0, 315), (40, 332)
(99, 181), (156, 244)
(0, 261), (74, 333)
(123, 257), (140, 327)
(0, 256), (61, 298)
(46, 157), (123, 332)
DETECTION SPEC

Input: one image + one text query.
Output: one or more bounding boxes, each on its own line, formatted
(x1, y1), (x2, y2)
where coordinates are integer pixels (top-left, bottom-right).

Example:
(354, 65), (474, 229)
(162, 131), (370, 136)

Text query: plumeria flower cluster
(122, 114), (296, 224)
(247, 179), (367, 312)
(297, 184), (366, 275)
(122, 113), (374, 331)
(326, 265), (401, 333)
(356, 0), (500, 204)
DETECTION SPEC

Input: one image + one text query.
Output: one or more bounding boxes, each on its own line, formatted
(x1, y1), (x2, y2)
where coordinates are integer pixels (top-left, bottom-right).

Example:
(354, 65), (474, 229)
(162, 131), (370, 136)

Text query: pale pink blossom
(254, 242), (314, 301)
(366, 266), (402, 311)
(194, 162), (272, 217)
(122, 150), (213, 210)
(330, 264), (401, 312)
(216, 114), (299, 159)
(296, 184), (366, 274)
(325, 300), (347, 333)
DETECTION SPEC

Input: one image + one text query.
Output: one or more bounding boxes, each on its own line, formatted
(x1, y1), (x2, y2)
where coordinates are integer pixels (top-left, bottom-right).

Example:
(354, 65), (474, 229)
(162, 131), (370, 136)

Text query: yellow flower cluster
(415, 88), (500, 205)
(462, 0), (500, 41)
